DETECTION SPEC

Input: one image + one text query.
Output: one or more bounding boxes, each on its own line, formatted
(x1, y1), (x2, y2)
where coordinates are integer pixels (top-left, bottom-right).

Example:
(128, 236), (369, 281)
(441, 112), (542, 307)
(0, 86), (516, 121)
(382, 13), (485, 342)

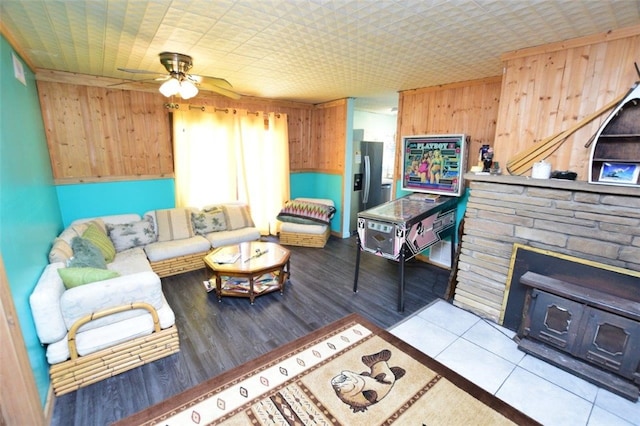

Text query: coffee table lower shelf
(218, 272), (287, 302)
(208, 270), (289, 304)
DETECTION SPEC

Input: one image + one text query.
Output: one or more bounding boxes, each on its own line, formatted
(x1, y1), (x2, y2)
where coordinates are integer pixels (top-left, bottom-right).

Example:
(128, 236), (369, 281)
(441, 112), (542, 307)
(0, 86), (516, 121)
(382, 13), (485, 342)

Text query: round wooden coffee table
(204, 241), (290, 304)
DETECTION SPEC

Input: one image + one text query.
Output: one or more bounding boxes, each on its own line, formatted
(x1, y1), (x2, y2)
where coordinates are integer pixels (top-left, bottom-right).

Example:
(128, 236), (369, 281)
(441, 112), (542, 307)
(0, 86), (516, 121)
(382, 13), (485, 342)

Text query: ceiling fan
(118, 52), (241, 100)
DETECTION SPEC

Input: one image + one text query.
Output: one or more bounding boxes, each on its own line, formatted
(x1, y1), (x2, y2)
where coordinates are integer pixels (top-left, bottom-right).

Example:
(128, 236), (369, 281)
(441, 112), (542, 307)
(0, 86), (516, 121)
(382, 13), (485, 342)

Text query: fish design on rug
(330, 349), (406, 413)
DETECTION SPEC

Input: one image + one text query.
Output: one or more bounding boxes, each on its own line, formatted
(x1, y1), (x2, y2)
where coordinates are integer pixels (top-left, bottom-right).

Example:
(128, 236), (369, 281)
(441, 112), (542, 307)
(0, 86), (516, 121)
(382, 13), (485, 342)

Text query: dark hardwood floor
(50, 235), (450, 425)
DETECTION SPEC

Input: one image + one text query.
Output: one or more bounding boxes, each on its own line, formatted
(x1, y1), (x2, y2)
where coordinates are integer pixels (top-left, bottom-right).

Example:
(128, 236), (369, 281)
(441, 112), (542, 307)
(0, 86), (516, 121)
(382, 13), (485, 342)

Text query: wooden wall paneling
(111, 90), (132, 176)
(313, 107), (326, 170)
(66, 84), (91, 178)
(38, 81), (175, 182)
(495, 26), (640, 177)
(396, 77), (502, 176)
(128, 90), (170, 176)
(287, 112), (313, 171)
(310, 99), (347, 173)
(84, 86), (110, 176)
(332, 103), (346, 172)
(36, 82), (61, 177)
(101, 90), (126, 176)
(36, 69), (323, 178)
(107, 90), (131, 176)
(559, 44), (596, 173)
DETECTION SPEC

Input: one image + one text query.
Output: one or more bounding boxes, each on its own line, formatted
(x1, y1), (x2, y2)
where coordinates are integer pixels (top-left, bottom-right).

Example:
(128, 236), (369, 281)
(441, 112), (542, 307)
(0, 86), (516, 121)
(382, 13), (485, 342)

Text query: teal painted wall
(57, 179), (176, 227)
(0, 37), (62, 404)
(290, 172), (343, 233)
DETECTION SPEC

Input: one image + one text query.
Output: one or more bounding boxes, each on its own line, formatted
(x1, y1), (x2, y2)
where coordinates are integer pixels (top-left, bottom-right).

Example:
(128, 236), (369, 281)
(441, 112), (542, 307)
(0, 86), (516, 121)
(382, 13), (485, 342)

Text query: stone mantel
(464, 173), (640, 198)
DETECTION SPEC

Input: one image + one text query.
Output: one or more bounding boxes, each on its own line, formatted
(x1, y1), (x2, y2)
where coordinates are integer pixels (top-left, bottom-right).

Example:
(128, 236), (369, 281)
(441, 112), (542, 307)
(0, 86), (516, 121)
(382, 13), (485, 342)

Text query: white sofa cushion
(204, 227), (260, 248)
(60, 271), (163, 332)
(144, 236), (211, 262)
(45, 295), (176, 364)
(107, 247), (154, 275)
(280, 222), (327, 235)
(30, 262), (68, 344)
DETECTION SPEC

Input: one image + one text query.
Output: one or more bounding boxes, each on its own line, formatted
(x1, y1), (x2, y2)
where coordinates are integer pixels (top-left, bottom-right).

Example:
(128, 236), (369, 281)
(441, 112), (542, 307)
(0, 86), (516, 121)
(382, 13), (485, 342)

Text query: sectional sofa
(30, 203), (259, 395)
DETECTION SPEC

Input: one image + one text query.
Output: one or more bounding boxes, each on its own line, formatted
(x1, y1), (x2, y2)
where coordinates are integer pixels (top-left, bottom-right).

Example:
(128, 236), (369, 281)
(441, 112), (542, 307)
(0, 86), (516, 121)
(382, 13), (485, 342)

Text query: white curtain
(237, 112), (290, 234)
(173, 109), (238, 207)
(173, 108), (290, 235)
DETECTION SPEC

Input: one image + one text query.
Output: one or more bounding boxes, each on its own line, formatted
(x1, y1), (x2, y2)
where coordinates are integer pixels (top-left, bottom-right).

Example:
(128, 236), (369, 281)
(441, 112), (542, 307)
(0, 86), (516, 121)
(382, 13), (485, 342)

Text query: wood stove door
(523, 289), (586, 353)
(579, 308), (640, 381)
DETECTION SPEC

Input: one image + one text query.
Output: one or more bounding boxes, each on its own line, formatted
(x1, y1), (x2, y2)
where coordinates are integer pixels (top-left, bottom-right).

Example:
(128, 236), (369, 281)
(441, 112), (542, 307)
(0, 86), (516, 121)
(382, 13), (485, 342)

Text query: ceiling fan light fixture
(158, 76), (198, 99)
(179, 79), (198, 99)
(121, 51), (238, 100)
(159, 77), (180, 97)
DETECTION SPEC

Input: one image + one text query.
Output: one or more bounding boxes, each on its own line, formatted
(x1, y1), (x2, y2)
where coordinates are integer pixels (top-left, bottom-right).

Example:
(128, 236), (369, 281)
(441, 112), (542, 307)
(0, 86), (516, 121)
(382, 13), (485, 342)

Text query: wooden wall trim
(400, 75), (503, 96)
(36, 68), (160, 93)
(313, 98), (349, 109)
(0, 255), (45, 426)
(36, 69), (316, 111)
(501, 23), (640, 61)
(54, 174), (175, 185)
(289, 169), (343, 175)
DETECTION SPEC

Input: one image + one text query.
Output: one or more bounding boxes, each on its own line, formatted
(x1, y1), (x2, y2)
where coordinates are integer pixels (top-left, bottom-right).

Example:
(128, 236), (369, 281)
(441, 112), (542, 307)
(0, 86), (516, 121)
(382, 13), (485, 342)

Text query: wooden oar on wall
(506, 93), (627, 175)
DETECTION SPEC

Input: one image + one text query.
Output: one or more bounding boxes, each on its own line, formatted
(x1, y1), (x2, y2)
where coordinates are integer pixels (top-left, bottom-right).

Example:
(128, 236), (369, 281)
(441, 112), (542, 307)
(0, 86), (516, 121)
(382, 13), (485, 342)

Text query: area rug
(119, 313), (538, 425)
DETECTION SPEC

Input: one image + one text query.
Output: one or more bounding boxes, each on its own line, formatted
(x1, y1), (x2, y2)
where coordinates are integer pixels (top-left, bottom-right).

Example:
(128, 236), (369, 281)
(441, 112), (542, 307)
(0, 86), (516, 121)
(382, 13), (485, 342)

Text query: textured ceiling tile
(1, 0), (638, 112)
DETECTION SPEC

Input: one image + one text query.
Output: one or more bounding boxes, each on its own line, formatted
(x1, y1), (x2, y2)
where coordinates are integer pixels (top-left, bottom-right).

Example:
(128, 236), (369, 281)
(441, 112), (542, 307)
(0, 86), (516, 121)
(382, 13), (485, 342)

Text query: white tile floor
(389, 299), (640, 425)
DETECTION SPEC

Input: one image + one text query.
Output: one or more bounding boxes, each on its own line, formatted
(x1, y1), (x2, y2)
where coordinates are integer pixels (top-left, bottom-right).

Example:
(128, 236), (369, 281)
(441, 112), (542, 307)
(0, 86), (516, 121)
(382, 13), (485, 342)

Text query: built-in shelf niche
(589, 83), (640, 187)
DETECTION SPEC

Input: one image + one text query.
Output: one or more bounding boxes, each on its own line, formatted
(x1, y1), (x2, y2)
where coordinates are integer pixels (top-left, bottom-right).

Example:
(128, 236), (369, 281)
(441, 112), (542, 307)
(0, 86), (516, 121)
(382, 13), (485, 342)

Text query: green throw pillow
(58, 267), (120, 289)
(68, 237), (107, 269)
(83, 222), (116, 262)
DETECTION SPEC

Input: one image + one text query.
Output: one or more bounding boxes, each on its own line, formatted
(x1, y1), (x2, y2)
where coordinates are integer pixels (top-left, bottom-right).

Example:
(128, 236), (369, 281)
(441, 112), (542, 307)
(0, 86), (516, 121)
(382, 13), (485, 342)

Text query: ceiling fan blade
(199, 82), (242, 100)
(117, 67), (165, 76)
(107, 77), (161, 87)
(188, 74), (233, 89)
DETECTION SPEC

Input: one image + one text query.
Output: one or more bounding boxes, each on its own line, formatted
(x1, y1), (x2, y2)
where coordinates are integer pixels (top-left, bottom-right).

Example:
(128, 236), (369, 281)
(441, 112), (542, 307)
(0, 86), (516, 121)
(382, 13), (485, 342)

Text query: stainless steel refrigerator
(350, 133), (385, 233)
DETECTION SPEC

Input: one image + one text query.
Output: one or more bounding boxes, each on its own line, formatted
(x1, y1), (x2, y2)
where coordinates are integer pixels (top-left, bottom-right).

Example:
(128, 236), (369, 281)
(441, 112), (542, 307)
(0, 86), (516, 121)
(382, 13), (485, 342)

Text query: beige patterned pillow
(222, 204), (255, 230)
(191, 208), (227, 235)
(49, 238), (73, 264)
(155, 208), (195, 241)
(107, 218), (157, 251)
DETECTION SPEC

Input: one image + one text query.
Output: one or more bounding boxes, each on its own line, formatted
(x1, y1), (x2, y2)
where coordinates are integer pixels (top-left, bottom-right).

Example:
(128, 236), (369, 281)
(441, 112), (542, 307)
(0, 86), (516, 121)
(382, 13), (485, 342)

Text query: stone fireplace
(453, 173), (640, 399)
(454, 173), (640, 322)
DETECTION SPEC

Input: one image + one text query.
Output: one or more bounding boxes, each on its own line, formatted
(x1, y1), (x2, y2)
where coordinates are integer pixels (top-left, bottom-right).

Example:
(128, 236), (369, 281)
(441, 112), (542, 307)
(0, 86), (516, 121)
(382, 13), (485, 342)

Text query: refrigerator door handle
(363, 155), (371, 204)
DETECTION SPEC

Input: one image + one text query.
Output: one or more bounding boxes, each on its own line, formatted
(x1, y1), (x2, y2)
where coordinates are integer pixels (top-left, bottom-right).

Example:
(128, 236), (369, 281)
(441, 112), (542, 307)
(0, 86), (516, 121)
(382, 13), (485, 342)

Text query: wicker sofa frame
(49, 302), (180, 395)
(279, 226), (331, 248)
(149, 250), (210, 277)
